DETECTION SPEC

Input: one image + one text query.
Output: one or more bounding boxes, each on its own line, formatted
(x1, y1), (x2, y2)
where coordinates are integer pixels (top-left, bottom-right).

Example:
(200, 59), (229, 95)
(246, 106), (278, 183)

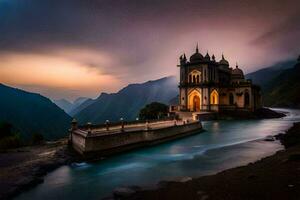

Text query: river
(15, 108), (300, 200)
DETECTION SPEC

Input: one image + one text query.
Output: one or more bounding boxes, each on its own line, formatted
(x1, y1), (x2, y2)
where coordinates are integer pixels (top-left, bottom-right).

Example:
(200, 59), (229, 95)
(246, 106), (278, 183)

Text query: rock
(179, 176), (192, 183)
(264, 135), (275, 141)
(288, 154), (300, 161)
(113, 187), (136, 198)
(200, 195), (209, 200)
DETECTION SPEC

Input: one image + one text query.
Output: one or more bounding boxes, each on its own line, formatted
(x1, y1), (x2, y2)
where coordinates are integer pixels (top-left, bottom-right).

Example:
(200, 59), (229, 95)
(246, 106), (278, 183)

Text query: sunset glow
(0, 0), (299, 100)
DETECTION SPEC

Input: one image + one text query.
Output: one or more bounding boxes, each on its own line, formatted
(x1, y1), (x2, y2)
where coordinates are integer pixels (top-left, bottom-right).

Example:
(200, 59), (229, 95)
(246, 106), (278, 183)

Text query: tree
(139, 102), (169, 120)
(0, 122), (22, 149)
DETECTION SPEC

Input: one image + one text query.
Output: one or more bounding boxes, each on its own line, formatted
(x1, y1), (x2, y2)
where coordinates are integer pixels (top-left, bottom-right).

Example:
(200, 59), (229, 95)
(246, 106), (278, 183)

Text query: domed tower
(219, 54), (229, 70)
(189, 44), (204, 63)
(231, 64), (245, 83)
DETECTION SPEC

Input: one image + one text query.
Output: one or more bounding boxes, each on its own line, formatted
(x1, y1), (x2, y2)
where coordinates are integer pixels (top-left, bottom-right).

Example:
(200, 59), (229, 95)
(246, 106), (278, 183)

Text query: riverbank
(0, 140), (75, 200)
(118, 122), (300, 200)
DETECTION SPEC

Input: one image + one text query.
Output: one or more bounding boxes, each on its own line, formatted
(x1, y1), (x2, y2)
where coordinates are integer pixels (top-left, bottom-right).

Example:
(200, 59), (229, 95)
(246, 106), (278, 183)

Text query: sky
(0, 0), (299, 101)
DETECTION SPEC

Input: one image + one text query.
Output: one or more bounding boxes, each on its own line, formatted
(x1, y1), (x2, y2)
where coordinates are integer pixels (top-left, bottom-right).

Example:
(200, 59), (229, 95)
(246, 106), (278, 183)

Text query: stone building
(177, 45), (261, 113)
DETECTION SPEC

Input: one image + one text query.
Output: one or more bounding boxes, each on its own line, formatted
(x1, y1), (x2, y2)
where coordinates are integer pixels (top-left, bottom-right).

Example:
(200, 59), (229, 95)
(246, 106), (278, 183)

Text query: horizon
(0, 0), (299, 101)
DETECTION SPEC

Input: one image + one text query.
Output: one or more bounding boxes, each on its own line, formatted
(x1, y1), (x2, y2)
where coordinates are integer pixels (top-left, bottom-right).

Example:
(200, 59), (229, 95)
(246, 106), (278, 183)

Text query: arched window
(210, 90), (219, 105)
(229, 93), (234, 105)
(189, 70), (201, 83)
(245, 92), (250, 107)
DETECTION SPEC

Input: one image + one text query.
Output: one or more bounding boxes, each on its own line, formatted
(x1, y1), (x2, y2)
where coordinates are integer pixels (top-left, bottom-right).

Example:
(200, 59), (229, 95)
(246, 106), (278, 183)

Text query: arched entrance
(193, 95), (200, 111)
(188, 89), (201, 112)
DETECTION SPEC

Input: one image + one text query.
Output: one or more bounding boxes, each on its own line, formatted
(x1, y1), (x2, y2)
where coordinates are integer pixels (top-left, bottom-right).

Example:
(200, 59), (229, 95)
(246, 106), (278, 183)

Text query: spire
(236, 62), (239, 68)
(205, 50), (209, 56)
(212, 54), (215, 61)
(222, 53), (225, 60)
(196, 43), (199, 53)
(183, 53), (186, 60)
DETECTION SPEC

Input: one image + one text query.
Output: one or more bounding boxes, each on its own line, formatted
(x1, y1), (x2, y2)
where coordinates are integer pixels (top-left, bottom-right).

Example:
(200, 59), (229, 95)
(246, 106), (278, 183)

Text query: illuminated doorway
(188, 89), (201, 112)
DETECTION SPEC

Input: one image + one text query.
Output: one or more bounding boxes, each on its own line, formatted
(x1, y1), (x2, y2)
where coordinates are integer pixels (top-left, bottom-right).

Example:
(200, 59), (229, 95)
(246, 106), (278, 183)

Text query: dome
(190, 52), (204, 62)
(232, 65), (244, 79)
(190, 44), (204, 63)
(219, 54), (229, 66)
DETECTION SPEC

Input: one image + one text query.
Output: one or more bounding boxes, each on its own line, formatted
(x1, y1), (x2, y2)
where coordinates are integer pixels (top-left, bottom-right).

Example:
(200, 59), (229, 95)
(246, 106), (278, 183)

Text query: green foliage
(139, 102), (169, 120)
(31, 133), (44, 145)
(0, 122), (22, 149)
(0, 122), (14, 139)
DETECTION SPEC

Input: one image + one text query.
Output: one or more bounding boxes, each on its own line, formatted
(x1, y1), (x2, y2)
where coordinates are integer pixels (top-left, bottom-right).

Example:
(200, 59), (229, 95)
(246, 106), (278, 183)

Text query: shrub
(31, 133), (44, 145)
(0, 122), (22, 149)
(139, 102), (169, 120)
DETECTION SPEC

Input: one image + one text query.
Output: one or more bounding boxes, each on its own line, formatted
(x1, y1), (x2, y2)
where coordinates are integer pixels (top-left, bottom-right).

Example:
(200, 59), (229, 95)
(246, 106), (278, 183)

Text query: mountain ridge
(0, 83), (72, 140)
(74, 76), (178, 124)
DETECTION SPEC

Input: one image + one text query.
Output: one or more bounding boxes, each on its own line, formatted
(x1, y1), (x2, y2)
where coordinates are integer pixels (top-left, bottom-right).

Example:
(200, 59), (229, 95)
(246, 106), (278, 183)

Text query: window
(245, 92), (250, 107)
(189, 70), (201, 83)
(229, 93), (234, 105)
(210, 90), (219, 105)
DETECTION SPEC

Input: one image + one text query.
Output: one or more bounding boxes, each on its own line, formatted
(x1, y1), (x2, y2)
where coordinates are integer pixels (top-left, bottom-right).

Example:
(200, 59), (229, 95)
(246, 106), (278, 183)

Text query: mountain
(53, 97), (91, 116)
(73, 97), (90, 108)
(69, 98), (95, 117)
(263, 58), (300, 108)
(245, 60), (295, 89)
(75, 76), (178, 124)
(0, 84), (72, 140)
(53, 99), (74, 114)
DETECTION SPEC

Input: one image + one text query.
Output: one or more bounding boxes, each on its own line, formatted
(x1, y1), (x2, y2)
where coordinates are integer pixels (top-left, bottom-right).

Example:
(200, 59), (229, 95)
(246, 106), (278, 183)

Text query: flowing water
(16, 108), (300, 200)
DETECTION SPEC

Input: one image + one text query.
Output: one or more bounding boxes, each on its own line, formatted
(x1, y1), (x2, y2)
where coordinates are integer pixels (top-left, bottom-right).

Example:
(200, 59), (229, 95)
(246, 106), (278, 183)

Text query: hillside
(75, 76), (178, 124)
(245, 60), (295, 88)
(263, 57), (300, 108)
(0, 84), (72, 140)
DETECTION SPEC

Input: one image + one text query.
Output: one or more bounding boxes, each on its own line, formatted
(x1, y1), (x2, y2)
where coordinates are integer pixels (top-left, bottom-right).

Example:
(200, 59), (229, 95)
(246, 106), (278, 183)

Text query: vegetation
(0, 122), (22, 149)
(31, 133), (44, 145)
(0, 83), (72, 140)
(139, 102), (169, 120)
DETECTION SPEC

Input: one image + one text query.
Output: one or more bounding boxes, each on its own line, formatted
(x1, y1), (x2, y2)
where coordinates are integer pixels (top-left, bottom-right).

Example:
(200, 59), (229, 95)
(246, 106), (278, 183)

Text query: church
(177, 45), (261, 113)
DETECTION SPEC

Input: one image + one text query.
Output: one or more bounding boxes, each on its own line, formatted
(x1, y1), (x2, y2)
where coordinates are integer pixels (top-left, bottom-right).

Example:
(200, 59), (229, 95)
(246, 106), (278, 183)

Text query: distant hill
(69, 98), (95, 117)
(0, 84), (72, 140)
(263, 58), (300, 108)
(53, 97), (91, 115)
(245, 60), (295, 89)
(53, 99), (74, 114)
(75, 76), (178, 124)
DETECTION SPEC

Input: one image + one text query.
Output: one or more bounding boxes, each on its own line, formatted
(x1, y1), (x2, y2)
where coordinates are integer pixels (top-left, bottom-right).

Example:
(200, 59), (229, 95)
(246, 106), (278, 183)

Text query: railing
(72, 119), (199, 136)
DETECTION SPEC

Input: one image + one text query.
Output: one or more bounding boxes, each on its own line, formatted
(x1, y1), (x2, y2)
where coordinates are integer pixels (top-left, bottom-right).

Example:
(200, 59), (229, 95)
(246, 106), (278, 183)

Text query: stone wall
(71, 122), (202, 155)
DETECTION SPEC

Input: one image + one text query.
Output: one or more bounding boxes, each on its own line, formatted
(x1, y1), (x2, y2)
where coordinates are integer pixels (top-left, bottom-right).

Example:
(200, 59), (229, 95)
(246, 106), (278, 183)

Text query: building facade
(178, 45), (261, 112)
